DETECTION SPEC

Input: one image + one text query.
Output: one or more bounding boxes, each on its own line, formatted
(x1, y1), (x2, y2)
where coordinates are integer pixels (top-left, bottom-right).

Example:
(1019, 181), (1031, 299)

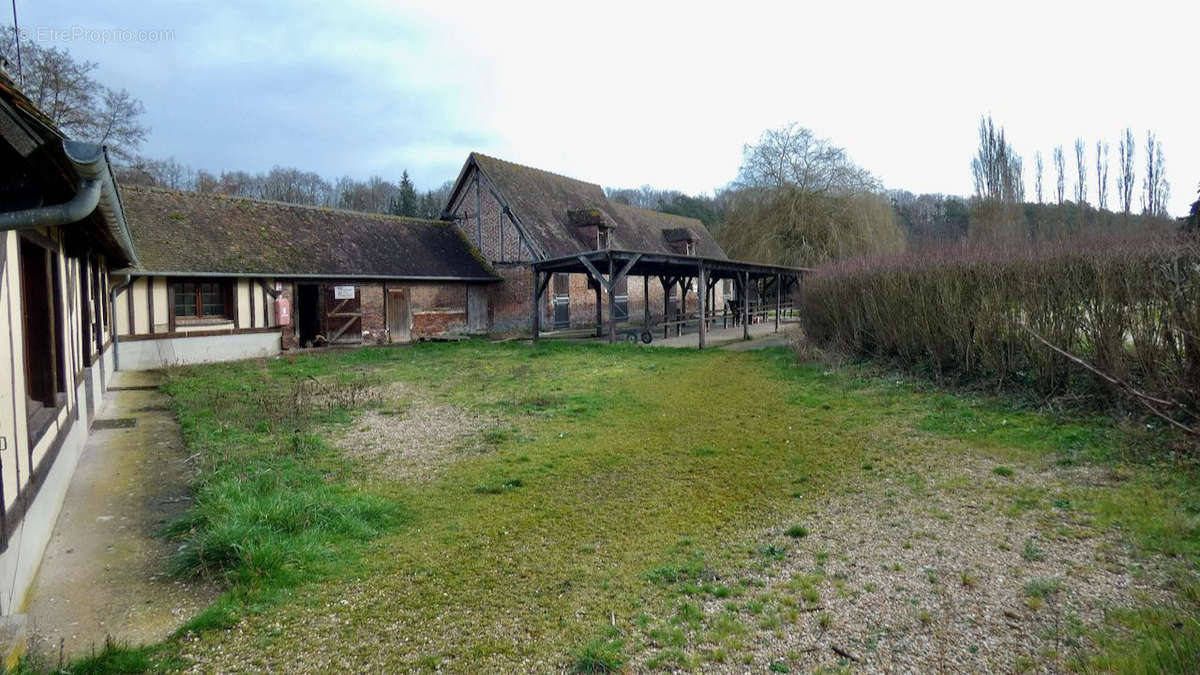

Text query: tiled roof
(119, 185), (497, 279)
(467, 153), (727, 259)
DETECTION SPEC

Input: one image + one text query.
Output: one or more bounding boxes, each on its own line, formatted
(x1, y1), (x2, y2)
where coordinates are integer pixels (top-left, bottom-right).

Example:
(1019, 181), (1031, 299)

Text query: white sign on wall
(333, 285), (356, 300)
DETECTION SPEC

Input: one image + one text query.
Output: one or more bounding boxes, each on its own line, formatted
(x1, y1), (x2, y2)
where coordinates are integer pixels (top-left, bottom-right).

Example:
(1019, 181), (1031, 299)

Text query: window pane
(174, 282), (196, 317)
(200, 282), (225, 317)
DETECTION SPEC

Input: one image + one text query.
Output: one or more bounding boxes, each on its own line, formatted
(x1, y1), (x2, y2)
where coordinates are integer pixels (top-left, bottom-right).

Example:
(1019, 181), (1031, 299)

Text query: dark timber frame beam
(529, 249), (808, 348)
(530, 267), (553, 344)
(577, 253), (641, 343)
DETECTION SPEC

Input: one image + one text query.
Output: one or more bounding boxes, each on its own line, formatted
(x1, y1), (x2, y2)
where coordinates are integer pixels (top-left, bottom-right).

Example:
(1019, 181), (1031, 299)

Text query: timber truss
(530, 249), (811, 348)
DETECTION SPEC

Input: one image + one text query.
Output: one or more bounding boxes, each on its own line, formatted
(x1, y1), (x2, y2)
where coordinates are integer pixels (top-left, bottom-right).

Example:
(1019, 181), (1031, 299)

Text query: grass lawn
(81, 341), (1199, 672)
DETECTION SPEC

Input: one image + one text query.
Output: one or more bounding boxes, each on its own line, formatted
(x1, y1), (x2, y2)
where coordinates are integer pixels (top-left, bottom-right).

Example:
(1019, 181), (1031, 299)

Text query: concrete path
(24, 370), (215, 661)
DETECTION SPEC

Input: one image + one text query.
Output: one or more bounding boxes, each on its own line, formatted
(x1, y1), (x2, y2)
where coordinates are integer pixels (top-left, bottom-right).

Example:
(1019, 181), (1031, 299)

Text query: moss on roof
(120, 186), (497, 279)
(469, 153), (727, 259)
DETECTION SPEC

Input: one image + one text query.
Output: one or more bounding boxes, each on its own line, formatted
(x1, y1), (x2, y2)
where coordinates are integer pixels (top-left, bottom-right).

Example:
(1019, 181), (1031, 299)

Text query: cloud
(16, 0), (1200, 213)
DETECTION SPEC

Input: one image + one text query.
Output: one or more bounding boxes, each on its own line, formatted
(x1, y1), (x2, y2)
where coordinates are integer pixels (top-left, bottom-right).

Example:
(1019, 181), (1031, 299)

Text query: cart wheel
(625, 332), (638, 344)
(640, 331), (653, 344)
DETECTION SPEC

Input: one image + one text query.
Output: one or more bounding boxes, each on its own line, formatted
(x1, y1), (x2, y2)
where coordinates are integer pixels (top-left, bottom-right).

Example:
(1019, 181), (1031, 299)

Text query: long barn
(442, 153), (804, 343)
(110, 186), (498, 368)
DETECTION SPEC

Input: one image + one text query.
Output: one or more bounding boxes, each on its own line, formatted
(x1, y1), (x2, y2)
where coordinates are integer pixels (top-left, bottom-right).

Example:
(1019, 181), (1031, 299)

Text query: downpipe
(110, 274), (132, 371)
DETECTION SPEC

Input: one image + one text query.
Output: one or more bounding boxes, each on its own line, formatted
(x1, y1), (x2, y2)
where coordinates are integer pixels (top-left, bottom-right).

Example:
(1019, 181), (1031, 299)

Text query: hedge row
(800, 235), (1199, 416)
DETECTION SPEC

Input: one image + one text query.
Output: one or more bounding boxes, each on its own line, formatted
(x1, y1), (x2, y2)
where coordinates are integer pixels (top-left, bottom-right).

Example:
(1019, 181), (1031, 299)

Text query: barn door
(387, 288), (411, 343)
(324, 284), (362, 344)
(552, 273), (570, 329)
(467, 286), (488, 334)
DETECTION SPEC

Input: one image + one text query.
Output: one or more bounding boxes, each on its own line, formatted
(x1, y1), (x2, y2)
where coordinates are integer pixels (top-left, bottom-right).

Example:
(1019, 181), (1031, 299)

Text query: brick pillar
(360, 283), (387, 343)
(279, 282), (296, 350)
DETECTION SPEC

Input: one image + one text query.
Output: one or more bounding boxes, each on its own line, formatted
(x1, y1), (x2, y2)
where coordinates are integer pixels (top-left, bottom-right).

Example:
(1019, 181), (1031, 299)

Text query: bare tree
(1117, 128), (1136, 215)
(1053, 146), (1066, 205)
(970, 115), (1023, 202)
(1073, 139), (1088, 204)
(91, 89), (148, 160)
(194, 170), (219, 193)
(1142, 131), (1170, 217)
(1034, 151), (1044, 204)
(738, 123), (878, 193)
(1095, 141), (1110, 210)
(114, 156), (193, 189)
(0, 26), (148, 158)
(722, 123), (902, 265)
(218, 170), (258, 197)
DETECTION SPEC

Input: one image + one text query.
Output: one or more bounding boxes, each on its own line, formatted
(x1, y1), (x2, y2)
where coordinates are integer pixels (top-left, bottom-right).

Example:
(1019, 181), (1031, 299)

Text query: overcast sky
(12, 0), (1199, 215)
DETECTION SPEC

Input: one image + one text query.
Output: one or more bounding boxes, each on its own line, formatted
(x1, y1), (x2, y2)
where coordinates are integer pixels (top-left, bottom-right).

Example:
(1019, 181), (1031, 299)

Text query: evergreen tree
(392, 170), (419, 217)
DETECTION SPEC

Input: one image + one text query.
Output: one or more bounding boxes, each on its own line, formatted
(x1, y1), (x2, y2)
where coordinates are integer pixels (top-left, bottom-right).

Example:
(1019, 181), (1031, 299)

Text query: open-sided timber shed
(530, 249), (809, 348)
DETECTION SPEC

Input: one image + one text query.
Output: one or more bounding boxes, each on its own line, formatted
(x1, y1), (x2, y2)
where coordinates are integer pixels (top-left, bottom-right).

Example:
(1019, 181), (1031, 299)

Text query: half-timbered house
(112, 186), (498, 369)
(0, 71), (137, 616)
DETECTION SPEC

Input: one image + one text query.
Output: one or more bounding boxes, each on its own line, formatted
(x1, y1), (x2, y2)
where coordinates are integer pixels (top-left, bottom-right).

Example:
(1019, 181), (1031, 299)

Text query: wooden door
(387, 288), (411, 343)
(324, 284), (362, 344)
(552, 273), (570, 329)
(467, 286), (488, 334)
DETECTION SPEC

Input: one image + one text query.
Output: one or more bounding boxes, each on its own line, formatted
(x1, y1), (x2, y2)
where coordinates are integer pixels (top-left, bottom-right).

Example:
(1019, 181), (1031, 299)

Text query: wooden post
(607, 256), (616, 344)
(697, 263), (707, 349)
(741, 272), (750, 340)
(642, 274), (649, 328)
(531, 267), (540, 344)
(661, 277), (671, 339)
(678, 280), (687, 337)
(774, 272), (781, 332)
(594, 280), (602, 338)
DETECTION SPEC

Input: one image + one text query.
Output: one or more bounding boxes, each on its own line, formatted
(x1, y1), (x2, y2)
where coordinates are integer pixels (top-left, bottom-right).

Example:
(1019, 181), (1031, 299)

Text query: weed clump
(572, 639), (623, 673)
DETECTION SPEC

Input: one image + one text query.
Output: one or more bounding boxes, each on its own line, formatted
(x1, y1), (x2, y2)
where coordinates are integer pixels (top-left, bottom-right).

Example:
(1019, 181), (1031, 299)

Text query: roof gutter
(109, 270), (502, 282)
(0, 140), (139, 265)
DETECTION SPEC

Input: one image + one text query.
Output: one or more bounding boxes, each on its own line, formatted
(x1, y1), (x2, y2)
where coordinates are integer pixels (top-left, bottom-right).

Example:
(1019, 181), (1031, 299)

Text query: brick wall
(359, 283), (386, 344)
(446, 167), (535, 264)
(410, 283), (467, 307)
(413, 310), (467, 337)
(488, 264), (535, 335)
(279, 280), (482, 348)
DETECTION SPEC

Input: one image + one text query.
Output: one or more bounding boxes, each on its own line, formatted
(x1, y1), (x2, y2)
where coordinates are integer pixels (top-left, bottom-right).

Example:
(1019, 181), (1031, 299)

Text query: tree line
(117, 157), (452, 219)
(6, 30), (1189, 263)
(966, 114), (1175, 244)
(977, 114), (1171, 217)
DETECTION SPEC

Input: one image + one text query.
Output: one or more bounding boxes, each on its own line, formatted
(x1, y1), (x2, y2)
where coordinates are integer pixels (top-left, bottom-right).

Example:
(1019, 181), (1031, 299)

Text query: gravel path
(641, 444), (1179, 673)
(332, 383), (497, 482)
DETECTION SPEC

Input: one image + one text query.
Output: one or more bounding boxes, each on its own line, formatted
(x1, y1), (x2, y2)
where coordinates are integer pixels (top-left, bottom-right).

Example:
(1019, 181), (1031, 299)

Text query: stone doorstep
(0, 614), (27, 673)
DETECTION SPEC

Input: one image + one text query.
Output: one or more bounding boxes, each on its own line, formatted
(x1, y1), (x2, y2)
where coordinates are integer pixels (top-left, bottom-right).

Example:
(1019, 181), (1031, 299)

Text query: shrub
(799, 234), (1200, 422)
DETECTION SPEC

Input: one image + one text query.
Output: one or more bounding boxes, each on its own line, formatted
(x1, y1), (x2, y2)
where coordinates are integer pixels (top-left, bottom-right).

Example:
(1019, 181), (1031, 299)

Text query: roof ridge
(472, 152), (605, 193)
(607, 199), (704, 226)
(470, 153), (702, 227)
(120, 184), (449, 227)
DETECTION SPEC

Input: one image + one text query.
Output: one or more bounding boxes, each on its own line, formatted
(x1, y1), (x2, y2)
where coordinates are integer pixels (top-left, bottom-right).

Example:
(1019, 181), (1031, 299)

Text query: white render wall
(117, 331), (282, 370)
